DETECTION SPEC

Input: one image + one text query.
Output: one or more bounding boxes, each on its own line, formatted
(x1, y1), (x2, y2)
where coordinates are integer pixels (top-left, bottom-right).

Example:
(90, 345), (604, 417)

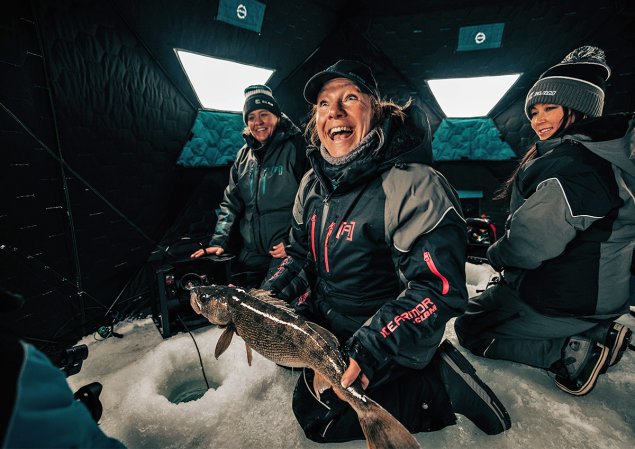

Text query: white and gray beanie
(525, 46), (611, 120)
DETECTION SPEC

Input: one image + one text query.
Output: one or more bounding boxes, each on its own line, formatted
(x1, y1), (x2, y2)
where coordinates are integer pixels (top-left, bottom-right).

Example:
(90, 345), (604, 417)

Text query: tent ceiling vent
(216, 0), (266, 34)
(457, 23), (505, 52)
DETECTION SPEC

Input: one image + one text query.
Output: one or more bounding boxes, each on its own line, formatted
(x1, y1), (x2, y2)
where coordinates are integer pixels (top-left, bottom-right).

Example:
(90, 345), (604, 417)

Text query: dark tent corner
(1, 0), (634, 359)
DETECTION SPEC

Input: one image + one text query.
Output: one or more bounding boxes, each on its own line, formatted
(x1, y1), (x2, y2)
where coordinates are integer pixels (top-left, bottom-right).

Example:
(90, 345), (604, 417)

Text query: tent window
(427, 74), (521, 118)
(175, 49), (274, 111)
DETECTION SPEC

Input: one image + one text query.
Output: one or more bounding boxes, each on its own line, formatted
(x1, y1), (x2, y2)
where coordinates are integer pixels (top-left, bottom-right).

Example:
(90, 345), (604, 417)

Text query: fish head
(189, 285), (232, 325)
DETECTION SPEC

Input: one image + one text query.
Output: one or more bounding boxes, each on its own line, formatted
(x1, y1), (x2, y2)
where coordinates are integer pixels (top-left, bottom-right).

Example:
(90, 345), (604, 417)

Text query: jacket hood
(242, 113), (301, 150)
(557, 113), (635, 178)
(307, 103), (433, 192)
(376, 102), (433, 166)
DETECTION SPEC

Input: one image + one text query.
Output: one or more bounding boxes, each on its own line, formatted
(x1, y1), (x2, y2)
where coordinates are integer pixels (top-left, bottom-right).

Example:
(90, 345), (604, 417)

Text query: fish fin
(312, 372), (332, 401)
(247, 288), (273, 299)
(306, 322), (340, 349)
(245, 343), (253, 366)
(355, 396), (422, 449)
(247, 288), (296, 312)
(215, 325), (235, 359)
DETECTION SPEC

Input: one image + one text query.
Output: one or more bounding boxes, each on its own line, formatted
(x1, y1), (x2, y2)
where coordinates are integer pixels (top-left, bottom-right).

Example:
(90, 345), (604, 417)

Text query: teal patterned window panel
(432, 117), (516, 161)
(177, 109), (245, 167)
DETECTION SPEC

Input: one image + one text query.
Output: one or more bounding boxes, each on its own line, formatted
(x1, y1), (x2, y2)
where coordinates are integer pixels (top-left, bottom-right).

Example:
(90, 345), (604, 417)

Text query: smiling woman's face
(530, 103), (565, 140)
(247, 109), (279, 144)
(315, 78), (372, 157)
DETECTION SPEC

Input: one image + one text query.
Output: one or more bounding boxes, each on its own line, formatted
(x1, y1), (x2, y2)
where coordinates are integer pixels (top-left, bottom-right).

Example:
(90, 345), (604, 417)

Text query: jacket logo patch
(261, 165), (283, 194)
(336, 221), (356, 241)
(380, 297), (438, 338)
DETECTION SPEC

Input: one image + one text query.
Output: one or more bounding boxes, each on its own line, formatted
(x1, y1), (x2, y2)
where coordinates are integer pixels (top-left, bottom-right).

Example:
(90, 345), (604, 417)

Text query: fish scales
(230, 291), (343, 372)
(190, 284), (422, 449)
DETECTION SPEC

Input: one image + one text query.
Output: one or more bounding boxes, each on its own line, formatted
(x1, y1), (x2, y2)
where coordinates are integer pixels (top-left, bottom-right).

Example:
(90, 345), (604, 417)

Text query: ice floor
(68, 263), (635, 449)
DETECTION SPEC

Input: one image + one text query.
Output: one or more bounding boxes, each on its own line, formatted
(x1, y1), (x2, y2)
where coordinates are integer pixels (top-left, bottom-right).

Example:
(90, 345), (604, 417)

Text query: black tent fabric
(1, 0), (633, 357)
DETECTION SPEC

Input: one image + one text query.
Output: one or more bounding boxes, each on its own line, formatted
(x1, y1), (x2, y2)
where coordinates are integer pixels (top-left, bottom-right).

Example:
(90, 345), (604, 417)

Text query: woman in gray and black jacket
(191, 85), (308, 288)
(455, 46), (635, 397)
(263, 60), (511, 443)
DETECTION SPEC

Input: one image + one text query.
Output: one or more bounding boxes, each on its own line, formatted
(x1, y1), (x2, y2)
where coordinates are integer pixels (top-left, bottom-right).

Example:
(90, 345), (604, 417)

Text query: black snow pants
(291, 361), (456, 443)
(454, 283), (609, 371)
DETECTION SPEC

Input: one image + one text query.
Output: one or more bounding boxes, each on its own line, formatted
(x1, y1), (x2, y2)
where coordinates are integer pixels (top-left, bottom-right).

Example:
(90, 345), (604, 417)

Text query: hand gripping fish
(190, 284), (422, 449)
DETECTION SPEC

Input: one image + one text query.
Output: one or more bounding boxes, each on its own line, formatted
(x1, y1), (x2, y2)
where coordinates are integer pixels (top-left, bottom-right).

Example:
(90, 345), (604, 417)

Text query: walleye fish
(190, 284), (422, 449)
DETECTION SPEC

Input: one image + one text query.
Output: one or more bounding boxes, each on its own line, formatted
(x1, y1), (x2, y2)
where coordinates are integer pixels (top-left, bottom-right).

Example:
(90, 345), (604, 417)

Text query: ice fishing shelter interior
(2, 0), (634, 360)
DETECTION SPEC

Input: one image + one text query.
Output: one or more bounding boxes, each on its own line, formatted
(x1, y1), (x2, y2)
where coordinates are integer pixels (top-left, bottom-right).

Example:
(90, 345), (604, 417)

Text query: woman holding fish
(262, 60), (511, 442)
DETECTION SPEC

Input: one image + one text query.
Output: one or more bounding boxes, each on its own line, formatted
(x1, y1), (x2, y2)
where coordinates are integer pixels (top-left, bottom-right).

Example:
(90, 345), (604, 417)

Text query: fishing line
(177, 314), (210, 390)
(0, 103), (175, 331)
(19, 306), (105, 354)
(0, 102), (172, 257)
(1, 100), (175, 329)
(31, 7), (86, 332)
(0, 244), (110, 312)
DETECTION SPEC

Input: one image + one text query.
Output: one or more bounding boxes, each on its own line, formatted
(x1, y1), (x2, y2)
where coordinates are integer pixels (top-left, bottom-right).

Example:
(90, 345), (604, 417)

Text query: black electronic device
(58, 344), (89, 377)
(152, 254), (233, 338)
(466, 216), (497, 259)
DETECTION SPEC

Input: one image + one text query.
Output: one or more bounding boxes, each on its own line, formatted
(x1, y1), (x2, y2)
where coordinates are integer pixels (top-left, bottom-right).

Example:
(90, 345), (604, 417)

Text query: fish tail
(357, 399), (421, 449)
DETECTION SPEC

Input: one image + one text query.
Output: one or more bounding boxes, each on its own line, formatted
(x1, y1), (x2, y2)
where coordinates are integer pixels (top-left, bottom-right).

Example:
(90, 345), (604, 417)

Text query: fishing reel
(178, 273), (209, 291)
(57, 344), (89, 377)
(53, 344), (105, 422)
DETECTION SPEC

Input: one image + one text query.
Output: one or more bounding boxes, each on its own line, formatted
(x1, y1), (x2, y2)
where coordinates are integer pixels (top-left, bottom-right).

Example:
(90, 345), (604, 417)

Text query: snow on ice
(68, 263), (635, 449)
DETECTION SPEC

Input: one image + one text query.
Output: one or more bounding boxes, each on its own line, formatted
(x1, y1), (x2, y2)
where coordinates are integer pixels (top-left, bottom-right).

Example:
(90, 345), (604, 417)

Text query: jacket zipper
(423, 251), (449, 295)
(310, 213), (317, 261)
(249, 165), (255, 195)
(324, 222), (336, 273)
(261, 167), (267, 194)
(251, 161), (263, 251)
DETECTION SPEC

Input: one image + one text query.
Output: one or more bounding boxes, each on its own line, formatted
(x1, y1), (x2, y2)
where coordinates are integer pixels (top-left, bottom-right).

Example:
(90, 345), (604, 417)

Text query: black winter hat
(243, 85), (281, 124)
(303, 59), (379, 104)
(525, 46), (611, 120)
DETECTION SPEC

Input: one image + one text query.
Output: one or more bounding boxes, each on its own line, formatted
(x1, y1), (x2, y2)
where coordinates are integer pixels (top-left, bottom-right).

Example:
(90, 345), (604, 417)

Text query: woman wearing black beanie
(191, 84), (308, 288)
(455, 46), (635, 396)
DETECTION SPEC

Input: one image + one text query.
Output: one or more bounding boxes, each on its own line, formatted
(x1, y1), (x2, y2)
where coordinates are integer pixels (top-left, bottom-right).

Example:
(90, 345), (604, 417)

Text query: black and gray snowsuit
(455, 113), (635, 370)
(209, 114), (307, 285)
(264, 105), (468, 440)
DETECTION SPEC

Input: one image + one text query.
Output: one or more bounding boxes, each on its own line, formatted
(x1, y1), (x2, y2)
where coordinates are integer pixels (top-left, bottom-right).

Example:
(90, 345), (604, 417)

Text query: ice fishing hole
(166, 378), (221, 404)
